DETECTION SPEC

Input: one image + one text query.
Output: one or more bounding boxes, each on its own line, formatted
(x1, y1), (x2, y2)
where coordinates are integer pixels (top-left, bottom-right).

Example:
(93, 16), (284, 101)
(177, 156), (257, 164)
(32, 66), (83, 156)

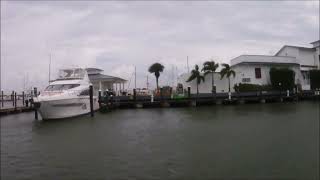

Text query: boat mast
(48, 53), (51, 83)
(134, 66), (136, 89)
(146, 75), (149, 90)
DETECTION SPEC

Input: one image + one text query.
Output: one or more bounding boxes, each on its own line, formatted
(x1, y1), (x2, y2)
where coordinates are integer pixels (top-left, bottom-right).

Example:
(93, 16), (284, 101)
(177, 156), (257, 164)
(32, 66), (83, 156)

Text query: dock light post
(278, 82), (283, 102)
(279, 82), (282, 96)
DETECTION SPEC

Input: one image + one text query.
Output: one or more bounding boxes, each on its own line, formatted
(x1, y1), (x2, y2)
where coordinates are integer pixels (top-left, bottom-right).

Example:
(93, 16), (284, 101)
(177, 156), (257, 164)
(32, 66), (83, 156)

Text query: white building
(274, 40), (320, 90)
(177, 72), (230, 94)
(178, 40), (319, 93)
(230, 55), (303, 90)
(86, 68), (127, 95)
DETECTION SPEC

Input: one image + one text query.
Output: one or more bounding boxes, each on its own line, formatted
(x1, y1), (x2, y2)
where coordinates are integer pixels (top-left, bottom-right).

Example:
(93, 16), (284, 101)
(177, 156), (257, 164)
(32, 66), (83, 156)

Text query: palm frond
(186, 74), (196, 82)
(230, 70), (236, 78)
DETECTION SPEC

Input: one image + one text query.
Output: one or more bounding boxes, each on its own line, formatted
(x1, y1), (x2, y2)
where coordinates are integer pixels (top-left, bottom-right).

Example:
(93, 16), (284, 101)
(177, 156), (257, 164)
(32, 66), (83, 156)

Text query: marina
(1, 1), (320, 179)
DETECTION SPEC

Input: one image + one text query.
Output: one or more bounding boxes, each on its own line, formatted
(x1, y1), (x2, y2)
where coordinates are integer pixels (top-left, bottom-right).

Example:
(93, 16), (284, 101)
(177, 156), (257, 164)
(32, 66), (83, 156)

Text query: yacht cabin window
(45, 84), (80, 91)
(58, 69), (85, 80)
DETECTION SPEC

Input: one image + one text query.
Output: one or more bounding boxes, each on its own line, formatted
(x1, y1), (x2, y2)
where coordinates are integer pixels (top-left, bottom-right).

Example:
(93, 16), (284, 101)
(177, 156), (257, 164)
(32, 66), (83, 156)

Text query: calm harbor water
(1, 101), (319, 180)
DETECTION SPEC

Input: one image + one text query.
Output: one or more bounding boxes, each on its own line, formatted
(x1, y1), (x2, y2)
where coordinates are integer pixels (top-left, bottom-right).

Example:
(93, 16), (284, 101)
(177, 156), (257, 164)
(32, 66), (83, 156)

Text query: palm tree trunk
(196, 82), (199, 95)
(212, 72), (216, 100)
(228, 77), (231, 92)
(196, 81), (199, 102)
(211, 72), (214, 99)
(156, 77), (159, 90)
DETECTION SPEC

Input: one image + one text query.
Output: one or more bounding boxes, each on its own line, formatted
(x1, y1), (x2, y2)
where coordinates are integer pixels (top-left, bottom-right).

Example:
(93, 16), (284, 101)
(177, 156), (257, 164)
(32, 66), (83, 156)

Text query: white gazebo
(86, 68), (127, 95)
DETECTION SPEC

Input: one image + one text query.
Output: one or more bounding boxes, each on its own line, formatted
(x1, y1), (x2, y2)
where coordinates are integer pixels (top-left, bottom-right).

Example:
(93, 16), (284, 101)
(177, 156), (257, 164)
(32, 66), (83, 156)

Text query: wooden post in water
(22, 91), (25, 106)
(89, 85), (94, 117)
(187, 87), (191, 99)
(34, 87), (37, 97)
(133, 89), (136, 103)
(14, 92), (17, 109)
(1, 90), (3, 107)
(12, 91), (14, 106)
(34, 87), (38, 120)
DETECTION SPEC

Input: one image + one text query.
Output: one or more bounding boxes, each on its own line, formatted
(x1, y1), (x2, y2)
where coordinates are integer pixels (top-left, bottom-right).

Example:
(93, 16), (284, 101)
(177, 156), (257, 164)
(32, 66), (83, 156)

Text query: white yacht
(34, 68), (99, 120)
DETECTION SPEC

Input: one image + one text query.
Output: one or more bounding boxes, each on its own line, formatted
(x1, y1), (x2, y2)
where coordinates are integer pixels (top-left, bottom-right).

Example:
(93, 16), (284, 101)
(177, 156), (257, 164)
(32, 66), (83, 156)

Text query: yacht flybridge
(34, 68), (99, 120)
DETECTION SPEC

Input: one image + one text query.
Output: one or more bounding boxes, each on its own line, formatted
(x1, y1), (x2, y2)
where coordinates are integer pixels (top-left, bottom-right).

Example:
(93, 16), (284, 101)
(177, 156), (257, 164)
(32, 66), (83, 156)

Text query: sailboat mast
(48, 53), (51, 83)
(134, 66), (136, 89)
(146, 75), (149, 90)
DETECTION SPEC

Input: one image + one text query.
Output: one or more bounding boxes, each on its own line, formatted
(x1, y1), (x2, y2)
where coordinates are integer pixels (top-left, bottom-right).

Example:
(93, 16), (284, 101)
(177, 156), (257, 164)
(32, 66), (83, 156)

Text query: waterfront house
(274, 40), (320, 90)
(86, 68), (127, 95)
(230, 55), (302, 89)
(178, 40), (320, 93)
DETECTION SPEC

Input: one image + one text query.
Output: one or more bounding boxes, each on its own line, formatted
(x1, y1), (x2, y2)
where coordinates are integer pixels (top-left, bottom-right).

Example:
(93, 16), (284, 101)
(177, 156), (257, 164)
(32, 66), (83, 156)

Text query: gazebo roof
(88, 73), (127, 83)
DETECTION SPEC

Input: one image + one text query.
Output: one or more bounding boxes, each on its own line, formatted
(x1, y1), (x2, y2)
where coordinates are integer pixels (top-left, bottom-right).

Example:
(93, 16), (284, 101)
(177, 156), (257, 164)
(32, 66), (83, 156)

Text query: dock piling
(33, 87), (38, 120)
(1, 90), (3, 107)
(133, 89), (136, 103)
(14, 92), (17, 109)
(33, 87), (38, 97)
(89, 85), (94, 117)
(22, 91), (25, 106)
(12, 91), (14, 106)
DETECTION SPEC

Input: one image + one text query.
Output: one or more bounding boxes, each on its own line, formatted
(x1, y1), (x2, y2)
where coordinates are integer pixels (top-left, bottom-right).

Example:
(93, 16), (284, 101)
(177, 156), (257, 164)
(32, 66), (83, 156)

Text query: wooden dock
(100, 90), (320, 110)
(0, 106), (34, 115)
(1, 89), (319, 117)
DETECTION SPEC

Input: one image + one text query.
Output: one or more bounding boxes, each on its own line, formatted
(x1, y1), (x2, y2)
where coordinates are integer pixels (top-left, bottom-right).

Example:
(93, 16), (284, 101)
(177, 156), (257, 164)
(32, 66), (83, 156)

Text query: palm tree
(202, 60), (219, 98)
(220, 63), (236, 92)
(148, 63), (164, 89)
(186, 65), (205, 96)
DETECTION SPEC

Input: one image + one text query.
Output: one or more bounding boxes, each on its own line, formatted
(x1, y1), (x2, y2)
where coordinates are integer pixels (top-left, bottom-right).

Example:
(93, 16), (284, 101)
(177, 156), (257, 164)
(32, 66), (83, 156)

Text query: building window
(255, 68), (261, 79)
(242, 78), (251, 83)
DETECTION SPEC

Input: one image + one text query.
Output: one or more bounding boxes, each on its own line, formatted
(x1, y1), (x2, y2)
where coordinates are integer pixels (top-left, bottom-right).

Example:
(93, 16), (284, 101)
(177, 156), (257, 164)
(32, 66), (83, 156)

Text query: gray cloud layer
(1, 1), (319, 92)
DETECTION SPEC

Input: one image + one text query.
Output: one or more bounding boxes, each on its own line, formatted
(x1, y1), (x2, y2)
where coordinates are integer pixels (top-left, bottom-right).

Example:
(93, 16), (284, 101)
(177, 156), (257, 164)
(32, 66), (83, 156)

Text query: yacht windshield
(58, 69), (85, 80)
(45, 84), (80, 91)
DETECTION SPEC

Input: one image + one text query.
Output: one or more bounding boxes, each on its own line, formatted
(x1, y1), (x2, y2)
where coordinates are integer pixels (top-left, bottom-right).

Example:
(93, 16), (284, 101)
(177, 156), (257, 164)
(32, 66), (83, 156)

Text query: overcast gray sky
(1, 1), (319, 92)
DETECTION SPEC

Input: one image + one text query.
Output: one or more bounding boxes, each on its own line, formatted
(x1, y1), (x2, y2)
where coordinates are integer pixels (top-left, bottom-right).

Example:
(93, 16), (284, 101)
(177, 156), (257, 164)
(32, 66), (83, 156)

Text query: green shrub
(269, 68), (295, 90)
(234, 83), (273, 92)
(310, 70), (320, 90)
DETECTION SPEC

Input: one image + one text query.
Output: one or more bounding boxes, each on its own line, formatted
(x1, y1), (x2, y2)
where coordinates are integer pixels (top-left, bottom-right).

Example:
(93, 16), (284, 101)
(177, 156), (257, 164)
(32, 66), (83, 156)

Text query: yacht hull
(37, 97), (99, 120)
